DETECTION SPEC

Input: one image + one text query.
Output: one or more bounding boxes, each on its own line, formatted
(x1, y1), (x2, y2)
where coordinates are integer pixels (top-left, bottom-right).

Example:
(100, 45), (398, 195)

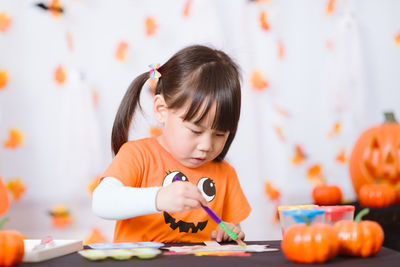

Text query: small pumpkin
(0, 217), (25, 267)
(334, 208), (384, 257)
(282, 219), (338, 263)
(312, 184), (342, 205)
(349, 112), (400, 198)
(359, 183), (396, 208)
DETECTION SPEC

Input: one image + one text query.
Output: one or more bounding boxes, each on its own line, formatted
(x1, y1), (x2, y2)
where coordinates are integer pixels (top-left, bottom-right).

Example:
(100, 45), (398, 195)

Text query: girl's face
(156, 98), (229, 168)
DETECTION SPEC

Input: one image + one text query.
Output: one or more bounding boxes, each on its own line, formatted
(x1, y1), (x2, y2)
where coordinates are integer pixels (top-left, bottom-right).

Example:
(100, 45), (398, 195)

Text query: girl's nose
(198, 134), (212, 152)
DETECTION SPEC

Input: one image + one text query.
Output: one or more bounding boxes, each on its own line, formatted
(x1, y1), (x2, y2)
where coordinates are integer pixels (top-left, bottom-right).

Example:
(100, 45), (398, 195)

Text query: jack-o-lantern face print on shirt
(162, 171), (216, 233)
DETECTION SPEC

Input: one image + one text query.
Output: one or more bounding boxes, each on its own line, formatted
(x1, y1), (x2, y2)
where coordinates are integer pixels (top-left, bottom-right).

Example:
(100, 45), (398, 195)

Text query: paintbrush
(173, 175), (246, 248)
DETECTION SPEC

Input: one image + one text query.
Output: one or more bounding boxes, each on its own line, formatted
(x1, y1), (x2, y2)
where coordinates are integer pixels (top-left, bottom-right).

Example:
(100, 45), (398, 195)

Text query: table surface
(20, 240), (400, 267)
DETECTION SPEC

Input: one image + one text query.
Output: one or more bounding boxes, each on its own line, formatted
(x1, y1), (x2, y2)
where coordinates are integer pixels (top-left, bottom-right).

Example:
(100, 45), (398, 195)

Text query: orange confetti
(0, 69), (8, 89)
(328, 121), (341, 137)
(54, 65), (66, 85)
(87, 176), (100, 196)
(292, 145), (306, 165)
(4, 128), (24, 149)
(395, 32), (400, 47)
(259, 11), (270, 31)
(250, 70), (269, 91)
(275, 126), (285, 142)
(49, 205), (72, 229)
(115, 41), (129, 62)
(145, 16), (158, 36)
(6, 178), (26, 201)
(149, 126), (163, 138)
(0, 12), (11, 33)
(66, 31), (74, 51)
(307, 164), (325, 185)
(264, 181), (280, 201)
(335, 148), (347, 164)
(278, 40), (284, 59)
(326, 0), (335, 15)
(84, 228), (108, 245)
(183, 0), (193, 18)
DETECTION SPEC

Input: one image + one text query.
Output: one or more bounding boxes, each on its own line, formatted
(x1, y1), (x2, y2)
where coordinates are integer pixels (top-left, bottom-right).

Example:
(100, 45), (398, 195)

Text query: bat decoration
(35, 2), (64, 14)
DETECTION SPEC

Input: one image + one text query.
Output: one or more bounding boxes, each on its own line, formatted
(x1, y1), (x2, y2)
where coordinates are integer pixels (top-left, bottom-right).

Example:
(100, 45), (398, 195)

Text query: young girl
(92, 45), (251, 243)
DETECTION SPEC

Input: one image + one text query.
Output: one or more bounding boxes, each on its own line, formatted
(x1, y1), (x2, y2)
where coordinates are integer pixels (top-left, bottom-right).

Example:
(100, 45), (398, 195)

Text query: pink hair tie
(148, 63), (161, 80)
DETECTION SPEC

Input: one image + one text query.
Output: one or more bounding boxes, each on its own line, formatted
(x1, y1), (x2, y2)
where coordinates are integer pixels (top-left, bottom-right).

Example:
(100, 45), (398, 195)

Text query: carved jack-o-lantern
(349, 112), (400, 198)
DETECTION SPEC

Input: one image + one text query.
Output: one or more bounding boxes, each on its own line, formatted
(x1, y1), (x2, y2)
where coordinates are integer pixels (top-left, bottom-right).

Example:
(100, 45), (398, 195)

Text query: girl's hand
(156, 181), (208, 212)
(210, 223), (245, 242)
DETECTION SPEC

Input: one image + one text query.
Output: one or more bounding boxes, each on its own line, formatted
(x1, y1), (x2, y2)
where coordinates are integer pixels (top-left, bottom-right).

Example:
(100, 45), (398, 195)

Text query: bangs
(170, 62), (240, 133)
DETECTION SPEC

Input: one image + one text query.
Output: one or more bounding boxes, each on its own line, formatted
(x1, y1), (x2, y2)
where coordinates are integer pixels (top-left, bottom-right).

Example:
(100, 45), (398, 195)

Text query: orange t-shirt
(102, 137), (251, 243)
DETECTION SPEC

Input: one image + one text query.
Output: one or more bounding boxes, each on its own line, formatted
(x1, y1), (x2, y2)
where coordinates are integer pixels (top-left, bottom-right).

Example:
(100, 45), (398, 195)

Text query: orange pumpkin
(312, 184), (342, 205)
(0, 176), (10, 216)
(358, 183), (396, 208)
(0, 218), (25, 267)
(334, 208), (384, 257)
(282, 222), (338, 263)
(349, 112), (400, 198)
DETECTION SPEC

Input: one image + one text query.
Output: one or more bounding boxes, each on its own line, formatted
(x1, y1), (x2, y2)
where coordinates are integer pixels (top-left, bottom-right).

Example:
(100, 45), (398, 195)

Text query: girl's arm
(92, 177), (161, 220)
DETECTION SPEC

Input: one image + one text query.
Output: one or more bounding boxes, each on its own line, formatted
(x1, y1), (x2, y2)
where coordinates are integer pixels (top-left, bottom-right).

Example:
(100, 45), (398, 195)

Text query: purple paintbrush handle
(201, 205), (222, 224)
(173, 174), (222, 224)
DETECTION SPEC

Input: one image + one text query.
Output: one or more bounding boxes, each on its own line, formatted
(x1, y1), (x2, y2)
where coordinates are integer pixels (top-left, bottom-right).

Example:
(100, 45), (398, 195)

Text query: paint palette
(23, 239), (83, 262)
(78, 248), (161, 260)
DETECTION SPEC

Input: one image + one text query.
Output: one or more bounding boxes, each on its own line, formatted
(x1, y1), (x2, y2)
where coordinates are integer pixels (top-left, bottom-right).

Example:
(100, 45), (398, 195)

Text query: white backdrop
(1, 0), (400, 242)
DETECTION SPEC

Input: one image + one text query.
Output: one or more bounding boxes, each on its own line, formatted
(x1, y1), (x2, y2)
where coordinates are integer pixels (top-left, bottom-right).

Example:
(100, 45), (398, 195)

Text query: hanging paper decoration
(0, 12), (11, 33)
(326, 0), (335, 16)
(115, 41), (129, 62)
(66, 31), (74, 51)
(259, 11), (270, 31)
(275, 126), (285, 142)
(278, 40), (284, 59)
(35, 0), (64, 17)
(335, 148), (347, 164)
(328, 121), (341, 138)
(149, 126), (162, 138)
(84, 228), (108, 245)
(395, 31), (400, 47)
(292, 145), (306, 165)
(6, 178), (26, 201)
(307, 164), (325, 185)
(4, 128), (24, 149)
(0, 69), (8, 89)
(275, 106), (290, 117)
(250, 70), (269, 91)
(91, 89), (99, 107)
(183, 0), (193, 18)
(87, 176), (100, 196)
(145, 16), (158, 36)
(49, 205), (72, 229)
(264, 181), (280, 201)
(54, 65), (66, 85)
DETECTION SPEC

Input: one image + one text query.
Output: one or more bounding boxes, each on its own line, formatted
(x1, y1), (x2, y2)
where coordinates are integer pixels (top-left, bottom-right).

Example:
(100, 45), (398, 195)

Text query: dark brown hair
(111, 45), (241, 161)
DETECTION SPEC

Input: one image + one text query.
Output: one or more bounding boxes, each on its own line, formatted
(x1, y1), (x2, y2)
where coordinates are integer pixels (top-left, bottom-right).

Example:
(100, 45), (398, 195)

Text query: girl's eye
(162, 171), (188, 187)
(197, 177), (216, 202)
(191, 130), (202, 135)
(216, 133), (226, 137)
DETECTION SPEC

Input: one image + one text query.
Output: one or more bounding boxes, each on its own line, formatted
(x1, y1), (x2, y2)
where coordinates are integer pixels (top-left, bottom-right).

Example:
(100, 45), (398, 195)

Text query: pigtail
(111, 72), (149, 155)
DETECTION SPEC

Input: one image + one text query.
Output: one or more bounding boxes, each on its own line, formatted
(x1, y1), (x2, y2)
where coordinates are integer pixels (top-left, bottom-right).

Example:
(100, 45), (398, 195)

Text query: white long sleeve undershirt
(92, 177), (162, 220)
